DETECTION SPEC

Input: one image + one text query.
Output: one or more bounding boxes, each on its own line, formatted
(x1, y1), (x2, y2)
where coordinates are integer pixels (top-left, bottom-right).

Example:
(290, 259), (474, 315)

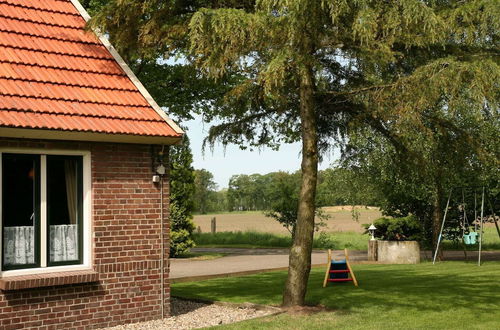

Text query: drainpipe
(160, 174), (165, 318)
(153, 145), (167, 319)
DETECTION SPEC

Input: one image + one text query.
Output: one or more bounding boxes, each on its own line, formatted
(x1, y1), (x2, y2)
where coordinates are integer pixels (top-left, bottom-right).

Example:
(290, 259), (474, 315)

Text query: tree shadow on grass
(172, 262), (500, 317)
(172, 270), (287, 305)
(308, 262), (500, 315)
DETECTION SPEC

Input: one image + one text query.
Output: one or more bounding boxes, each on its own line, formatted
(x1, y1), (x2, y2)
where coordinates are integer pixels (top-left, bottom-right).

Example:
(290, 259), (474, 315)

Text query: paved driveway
(170, 248), (500, 282)
(170, 248), (366, 282)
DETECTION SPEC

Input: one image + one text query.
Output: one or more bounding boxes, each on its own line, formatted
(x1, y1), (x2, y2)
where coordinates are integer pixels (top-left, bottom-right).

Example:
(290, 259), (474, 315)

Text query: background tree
(227, 173), (273, 211)
(213, 189), (229, 212)
(316, 167), (383, 208)
(169, 136), (196, 256)
(265, 171), (329, 239)
(90, 0), (499, 306)
(342, 101), (500, 248)
(193, 169), (218, 214)
(265, 172), (301, 237)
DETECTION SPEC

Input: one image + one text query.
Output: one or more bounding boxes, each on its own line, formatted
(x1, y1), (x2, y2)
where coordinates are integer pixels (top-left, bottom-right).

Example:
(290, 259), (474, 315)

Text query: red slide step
(330, 270), (350, 273)
(328, 278), (353, 282)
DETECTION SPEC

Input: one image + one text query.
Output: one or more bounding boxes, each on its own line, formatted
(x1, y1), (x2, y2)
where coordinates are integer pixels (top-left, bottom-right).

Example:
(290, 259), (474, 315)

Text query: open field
(193, 206), (382, 234)
(192, 207), (499, 250)
(172, 261), (500, 329)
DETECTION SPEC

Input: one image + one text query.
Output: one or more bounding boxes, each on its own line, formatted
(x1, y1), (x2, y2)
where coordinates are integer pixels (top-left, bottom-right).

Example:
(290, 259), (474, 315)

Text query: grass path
(172, 261), (500, 329)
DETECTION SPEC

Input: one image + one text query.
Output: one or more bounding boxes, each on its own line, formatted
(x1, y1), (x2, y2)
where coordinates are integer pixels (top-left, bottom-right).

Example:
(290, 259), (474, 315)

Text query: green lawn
(441, 226), (500, 251)
(174, 252), (227, 260)
(172, 261), (500, 329)
(192, 210), (264, 216)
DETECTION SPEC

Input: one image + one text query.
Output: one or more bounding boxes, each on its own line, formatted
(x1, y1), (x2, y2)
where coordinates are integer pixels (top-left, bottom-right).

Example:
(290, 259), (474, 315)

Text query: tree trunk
(282, 64), (318, 307)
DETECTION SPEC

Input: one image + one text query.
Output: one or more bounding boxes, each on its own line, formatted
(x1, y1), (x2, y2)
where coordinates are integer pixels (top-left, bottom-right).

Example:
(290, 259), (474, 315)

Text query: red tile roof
(0, 0), (182, 141)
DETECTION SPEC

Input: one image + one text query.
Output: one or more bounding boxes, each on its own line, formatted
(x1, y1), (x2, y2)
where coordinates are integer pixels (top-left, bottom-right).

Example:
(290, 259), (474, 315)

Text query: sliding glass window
(1, 153), (84, 271)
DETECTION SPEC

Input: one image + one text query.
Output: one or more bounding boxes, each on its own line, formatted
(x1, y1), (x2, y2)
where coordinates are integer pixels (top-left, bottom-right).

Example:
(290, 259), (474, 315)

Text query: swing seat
(463, 232), (479, 245)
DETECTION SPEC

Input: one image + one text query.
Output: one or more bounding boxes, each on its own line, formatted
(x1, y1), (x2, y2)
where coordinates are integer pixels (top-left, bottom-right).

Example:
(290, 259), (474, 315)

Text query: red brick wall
(0, 138), (171, 329)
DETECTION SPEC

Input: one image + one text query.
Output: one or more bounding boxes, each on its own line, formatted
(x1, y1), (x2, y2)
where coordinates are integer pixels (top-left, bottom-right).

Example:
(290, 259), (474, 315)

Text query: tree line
(192, 167), (383, 214)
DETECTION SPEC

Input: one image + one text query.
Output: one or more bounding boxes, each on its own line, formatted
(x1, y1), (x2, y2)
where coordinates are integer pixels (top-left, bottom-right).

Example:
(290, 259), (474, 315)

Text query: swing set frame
(433, 186), (500, 266)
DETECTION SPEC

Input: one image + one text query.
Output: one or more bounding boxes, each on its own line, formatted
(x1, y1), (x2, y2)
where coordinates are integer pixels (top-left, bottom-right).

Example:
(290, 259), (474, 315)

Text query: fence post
(211, 217), (216, 234)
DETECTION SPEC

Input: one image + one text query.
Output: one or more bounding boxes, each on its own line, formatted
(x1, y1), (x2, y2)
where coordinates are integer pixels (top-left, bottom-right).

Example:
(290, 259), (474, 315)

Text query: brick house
(0, 0), (183, 328)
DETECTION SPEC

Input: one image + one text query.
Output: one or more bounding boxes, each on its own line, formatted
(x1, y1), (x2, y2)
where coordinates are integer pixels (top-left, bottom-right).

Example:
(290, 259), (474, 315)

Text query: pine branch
(324, 83), (396, 97)
(202, 108), (280, 149)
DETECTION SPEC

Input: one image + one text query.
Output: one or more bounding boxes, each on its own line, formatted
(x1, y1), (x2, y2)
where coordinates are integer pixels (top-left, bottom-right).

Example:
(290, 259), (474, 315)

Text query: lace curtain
(3, 226), (34, 265)
(50, 224), (78, 262)
(3, 225), (78, 265)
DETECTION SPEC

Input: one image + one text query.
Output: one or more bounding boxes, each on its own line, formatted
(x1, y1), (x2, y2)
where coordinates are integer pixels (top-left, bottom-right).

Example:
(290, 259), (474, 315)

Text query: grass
(172, 261), (500, 329)
(193, 230), (369, 250)
(192, 210), (263, 216)
(193, 227), (500, 251)
(441, 226), (500, 251)
(174, 252), (227, 261)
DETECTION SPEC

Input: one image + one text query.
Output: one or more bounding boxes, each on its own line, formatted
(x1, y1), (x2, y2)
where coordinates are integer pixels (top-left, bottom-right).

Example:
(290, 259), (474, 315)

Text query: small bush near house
(170, 228), (195, 257)
(169, 136), (196, 257)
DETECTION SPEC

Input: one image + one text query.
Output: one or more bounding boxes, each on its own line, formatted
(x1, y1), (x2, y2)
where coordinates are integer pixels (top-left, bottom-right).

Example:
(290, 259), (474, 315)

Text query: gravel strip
(106, 298), (278, 330)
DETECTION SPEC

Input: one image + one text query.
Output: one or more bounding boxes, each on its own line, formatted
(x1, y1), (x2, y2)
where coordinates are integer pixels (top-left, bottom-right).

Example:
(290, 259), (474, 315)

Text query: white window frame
(0, 148), (92, 277)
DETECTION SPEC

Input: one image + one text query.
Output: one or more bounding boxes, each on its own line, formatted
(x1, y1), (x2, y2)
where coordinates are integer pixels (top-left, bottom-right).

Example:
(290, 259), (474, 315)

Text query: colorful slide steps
(323, 249), (358, 287)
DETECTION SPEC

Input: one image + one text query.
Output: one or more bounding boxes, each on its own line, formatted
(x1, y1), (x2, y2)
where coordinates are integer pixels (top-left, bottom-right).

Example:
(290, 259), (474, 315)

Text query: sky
(184, 115), (338, 188)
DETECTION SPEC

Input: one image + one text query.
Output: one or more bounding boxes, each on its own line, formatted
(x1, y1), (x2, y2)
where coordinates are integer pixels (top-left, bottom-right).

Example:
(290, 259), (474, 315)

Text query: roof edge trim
(0, 127), (182, 145)
(69, 0), (185, 136)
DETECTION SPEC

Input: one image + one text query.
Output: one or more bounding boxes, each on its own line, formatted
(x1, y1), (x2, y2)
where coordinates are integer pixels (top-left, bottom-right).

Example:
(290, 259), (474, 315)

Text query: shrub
(193, 231), (292, 247)
(364, 215), (422, 241)
(314, 232), (337, 249)
(170, 229), (195, 257)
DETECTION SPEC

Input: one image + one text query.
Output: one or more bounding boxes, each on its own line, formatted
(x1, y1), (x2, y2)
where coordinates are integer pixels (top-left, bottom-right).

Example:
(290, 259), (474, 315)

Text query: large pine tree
(90, 0), (499, 306)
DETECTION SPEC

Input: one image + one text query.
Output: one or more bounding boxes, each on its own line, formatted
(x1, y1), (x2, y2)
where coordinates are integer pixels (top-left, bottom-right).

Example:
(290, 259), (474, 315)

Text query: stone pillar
(368, 240), (378, 261)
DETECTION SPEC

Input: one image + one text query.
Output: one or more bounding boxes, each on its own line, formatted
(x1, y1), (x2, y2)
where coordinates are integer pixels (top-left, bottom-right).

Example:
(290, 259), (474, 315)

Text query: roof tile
(0, 0), (180, 139)
(0, 3), (83, 28)
(0, 95), (162, 121)
(1, 0), (77, 14)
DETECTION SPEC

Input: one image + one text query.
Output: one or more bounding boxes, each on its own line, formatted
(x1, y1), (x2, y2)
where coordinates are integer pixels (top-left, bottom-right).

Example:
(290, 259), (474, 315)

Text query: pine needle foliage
(185, 1), (498, 153)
